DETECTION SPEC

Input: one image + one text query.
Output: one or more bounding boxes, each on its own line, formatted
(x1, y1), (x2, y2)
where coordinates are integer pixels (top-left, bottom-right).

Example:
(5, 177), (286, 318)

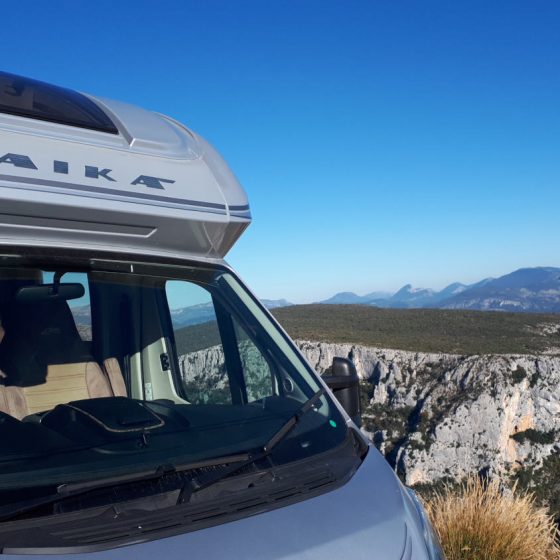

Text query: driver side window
(165, 280), (275, 405)
(166, 281), (230, 405)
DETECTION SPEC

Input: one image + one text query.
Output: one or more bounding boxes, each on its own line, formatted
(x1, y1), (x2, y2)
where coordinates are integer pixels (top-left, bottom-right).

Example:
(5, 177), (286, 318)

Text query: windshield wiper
(0, 388), (328, 522)
(180, 387), (327, 501)
(0, 453), (250, 522)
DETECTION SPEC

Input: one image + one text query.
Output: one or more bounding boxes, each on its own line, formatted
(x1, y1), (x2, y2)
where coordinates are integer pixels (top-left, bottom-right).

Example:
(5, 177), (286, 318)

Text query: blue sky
(4, 1), (560, 303)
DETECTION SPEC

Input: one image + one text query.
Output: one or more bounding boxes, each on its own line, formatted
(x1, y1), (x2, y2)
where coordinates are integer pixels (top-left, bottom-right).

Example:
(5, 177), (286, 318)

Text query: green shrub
(511, 429), (556, 445)
(511, 365), (527, 384)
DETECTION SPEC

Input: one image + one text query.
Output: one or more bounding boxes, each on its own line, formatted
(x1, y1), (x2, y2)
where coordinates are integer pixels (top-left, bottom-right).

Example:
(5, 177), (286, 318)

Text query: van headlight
(406, 488), (446, 560)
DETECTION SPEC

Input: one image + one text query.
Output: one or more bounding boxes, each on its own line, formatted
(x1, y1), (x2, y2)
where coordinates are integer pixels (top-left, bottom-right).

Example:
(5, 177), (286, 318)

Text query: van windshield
(0, 257), (350, 521)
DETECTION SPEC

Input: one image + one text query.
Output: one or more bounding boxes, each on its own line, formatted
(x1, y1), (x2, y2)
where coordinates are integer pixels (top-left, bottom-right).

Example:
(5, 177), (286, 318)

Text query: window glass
(233, 318), (274, 402)
(0, 259), (349, 537)
(166, 280), (231, 404)
(166, 281), (276, 405)
(0, 71), (118, 134)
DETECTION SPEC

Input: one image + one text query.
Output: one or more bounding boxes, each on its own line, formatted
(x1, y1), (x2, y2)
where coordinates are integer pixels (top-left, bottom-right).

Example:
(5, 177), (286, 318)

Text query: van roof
(0, 72), (251, 261)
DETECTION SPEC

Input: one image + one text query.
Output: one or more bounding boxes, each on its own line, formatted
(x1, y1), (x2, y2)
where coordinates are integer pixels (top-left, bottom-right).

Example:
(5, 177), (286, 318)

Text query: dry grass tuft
(424, 476), (560, 560)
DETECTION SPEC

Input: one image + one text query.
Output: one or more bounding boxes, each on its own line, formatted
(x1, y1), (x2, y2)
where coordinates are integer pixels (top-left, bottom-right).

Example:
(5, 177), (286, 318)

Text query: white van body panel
(0, 96), (249, 260)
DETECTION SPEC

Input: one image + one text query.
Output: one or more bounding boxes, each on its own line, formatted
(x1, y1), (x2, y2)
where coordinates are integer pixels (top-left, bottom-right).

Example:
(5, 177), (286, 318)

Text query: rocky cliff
(297, 341), (560, 513)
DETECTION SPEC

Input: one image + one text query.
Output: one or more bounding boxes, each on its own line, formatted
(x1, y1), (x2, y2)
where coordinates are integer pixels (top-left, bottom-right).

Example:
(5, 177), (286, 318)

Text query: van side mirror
(322, 357), (361, 427)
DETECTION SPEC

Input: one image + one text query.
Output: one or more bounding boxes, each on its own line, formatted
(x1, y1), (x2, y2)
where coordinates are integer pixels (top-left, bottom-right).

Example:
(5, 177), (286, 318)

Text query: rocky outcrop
(296, 341), (560, 495)
(179, 340), (273, 404)
(179, 345), (229, 404)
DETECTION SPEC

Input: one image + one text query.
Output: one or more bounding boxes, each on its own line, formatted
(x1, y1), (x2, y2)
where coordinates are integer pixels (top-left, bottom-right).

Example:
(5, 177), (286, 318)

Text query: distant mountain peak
(372, 284), (436, 308)
(317, 266), (560, 313)
(438, 282), (468, 297)
(319, 291), (391, 305)
(440, 267), (560, 312)
(260, 298), (293, 309)
(392, 284), (412, 297)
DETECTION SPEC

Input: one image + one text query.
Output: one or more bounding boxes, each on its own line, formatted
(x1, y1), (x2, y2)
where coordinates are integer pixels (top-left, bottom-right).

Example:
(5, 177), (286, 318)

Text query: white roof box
(0, 72), (251, 260)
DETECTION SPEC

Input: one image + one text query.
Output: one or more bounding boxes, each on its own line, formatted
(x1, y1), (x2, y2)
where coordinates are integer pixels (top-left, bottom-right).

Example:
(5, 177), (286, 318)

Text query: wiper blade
(57, 453), (249, 495)
(0, 389), (328, 520)
(263, 387), (327, 453)
(181, 387), (327, 501)
(0, 453), (249, 522)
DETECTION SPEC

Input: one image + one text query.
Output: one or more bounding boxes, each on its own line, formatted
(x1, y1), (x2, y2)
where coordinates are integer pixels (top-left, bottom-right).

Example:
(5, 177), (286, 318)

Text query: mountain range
(318, 267), (560, 313)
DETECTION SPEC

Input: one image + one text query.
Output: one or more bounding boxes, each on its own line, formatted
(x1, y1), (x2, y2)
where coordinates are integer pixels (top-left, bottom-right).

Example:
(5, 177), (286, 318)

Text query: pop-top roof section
(0, 71), (251, 260)
(0, 71), (119, 134)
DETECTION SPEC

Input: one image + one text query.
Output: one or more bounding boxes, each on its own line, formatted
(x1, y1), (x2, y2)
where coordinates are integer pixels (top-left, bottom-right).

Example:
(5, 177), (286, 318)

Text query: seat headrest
(0, 299), (91, 387)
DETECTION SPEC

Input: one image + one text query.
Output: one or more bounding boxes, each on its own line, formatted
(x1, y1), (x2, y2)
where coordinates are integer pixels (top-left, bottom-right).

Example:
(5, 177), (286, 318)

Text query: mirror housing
(322, 357), (361, 427)
(16, 283), (85, 303)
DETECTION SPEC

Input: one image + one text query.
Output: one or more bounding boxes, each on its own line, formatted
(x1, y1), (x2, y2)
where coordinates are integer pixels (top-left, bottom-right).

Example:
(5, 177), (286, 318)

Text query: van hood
(2, 447), (429, 560)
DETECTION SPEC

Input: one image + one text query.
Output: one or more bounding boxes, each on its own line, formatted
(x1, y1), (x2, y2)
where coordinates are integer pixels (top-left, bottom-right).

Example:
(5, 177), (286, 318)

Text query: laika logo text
(0, 153), (175, 190)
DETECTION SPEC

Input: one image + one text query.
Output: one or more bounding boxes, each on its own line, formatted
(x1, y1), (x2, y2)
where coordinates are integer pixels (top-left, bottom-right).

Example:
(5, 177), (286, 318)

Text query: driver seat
(0, 298), (124, 417)
(23, 361), (112, 415)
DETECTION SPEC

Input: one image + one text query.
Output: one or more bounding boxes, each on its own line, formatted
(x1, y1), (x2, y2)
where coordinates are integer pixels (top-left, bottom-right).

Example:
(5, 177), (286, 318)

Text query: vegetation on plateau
(272, 304), (560, 355)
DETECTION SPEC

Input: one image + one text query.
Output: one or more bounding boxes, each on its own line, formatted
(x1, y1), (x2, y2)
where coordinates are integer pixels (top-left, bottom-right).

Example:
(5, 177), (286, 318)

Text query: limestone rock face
(178, 340), (275, 404)
(296, 341), (560, 488)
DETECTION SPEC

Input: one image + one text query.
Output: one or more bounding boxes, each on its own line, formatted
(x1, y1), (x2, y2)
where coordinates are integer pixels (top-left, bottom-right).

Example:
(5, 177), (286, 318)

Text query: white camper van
(0, 72), (444, 559)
